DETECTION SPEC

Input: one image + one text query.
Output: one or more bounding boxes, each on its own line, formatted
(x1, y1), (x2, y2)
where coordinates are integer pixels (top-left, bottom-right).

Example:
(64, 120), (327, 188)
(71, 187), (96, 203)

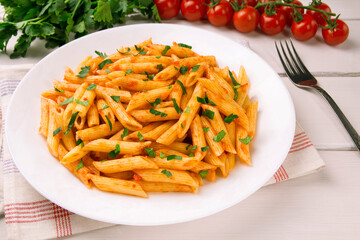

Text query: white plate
(5, 23), (295, 226)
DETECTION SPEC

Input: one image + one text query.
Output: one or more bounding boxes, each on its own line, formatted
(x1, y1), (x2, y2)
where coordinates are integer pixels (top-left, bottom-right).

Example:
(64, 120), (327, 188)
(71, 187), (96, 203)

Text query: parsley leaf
(108, 144), (120, 158)
(157, 64), (163, 71)
(125, 69), (133, 75)
(147, 97), (162, 107)
(178, 43), (192, 49)
(233, 87), (239, 100)
(197, 92), (216, 106)
(213, 130), (226, 142)
(189, 153), (194, 157)
(64, 112), (79, 135)
(98, 59), (113, 69)
(191, 65), (200, 72)
(199, 170), (209, 179)
(167, 155), (182, 161)
(159, 152), (166, 159)
(161, 169), (172, 178)
(203, 127), (210, 132)
(175, 80), (186, 95)
(145, 148), (156, 158)
(86, 83), (97, 90)
(118, 48), (130, 54)
(224, 113), (239, 123)
(76, 139), (84, 148)
(121, 128), (129, 138)
(172, 98), (182, 114)
(101, 104), (109, 109)
(54, 87), (64, 93)
(76, 159), (84, 171)
(179, 66), (188, 75)
(149, 108), (167, 118)
(53, 126), (62, 136)
(105, 69), (111, 73)
(75, 99), (89, 106)
(77, 66), (90, 78)
(184, 106), (190, 113)
(111, 96), (120, 103)
(105, 115), (112, 131)
(137, 132), (144, 141)
(202, 109), (215, 120)
(239, 136), (252, 145)
(201, 146), (210, 152)
(60, 97), (74, 106)
(161, 45), (171, 55)
(95, 50), (107, 59)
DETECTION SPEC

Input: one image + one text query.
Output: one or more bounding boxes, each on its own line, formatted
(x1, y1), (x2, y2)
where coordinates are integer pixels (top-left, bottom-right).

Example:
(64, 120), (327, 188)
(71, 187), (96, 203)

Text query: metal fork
(275, 40), (360, 151)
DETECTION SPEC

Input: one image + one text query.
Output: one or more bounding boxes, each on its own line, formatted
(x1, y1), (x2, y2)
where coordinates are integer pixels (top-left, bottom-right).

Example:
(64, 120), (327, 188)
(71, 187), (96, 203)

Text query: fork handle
(315, 86), (360, 151)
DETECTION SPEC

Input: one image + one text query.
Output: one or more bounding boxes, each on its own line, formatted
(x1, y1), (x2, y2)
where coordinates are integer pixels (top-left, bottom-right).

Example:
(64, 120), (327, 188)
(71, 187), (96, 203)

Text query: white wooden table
(1, 0), (360, 239)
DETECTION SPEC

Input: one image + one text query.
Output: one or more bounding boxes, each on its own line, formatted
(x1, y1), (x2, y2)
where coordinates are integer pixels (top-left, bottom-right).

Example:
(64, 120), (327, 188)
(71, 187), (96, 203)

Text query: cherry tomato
(280, 0), (304, 26)
(291, 14), (318, 41)
(181, 0), (207, 21)
(322, 18), (349, 46)
(207, 0), (234, 26)
(154, 0), (181, 20)
(257, 0), (276, 15)
(260, 8), (286, 35)
(306, 2), (331, 26)
(232, 6), (260, 33)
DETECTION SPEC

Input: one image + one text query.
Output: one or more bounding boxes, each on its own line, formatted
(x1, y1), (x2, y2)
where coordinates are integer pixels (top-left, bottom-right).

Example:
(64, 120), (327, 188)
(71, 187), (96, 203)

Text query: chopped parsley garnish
(108, 144), (120, 158)
(156, 56), (161, 59)
(161, 169), (172, 178)
(86, 83), (97, 90)
(118, 48), (130, 54)
(105, 115), (112, 131)
(188, 145), (197, 151)
(199, 170), (209, 179)
(98, 59), (113, 70)
(52, 127), (62, 136)
(125, 69), (133, 75)
(111, 96), (120, 103)
(59, 97), (74, 106)
(239, 136), (252, 145)
(175, 80), (186, 95)
(145, 148), (156, 158)
(202, 109), (214, 120)
(203, 127), (209, 132)
(75, 99), (89, 106)
(105, 69), (111, 74)
(168, 85), (173, 89)
(157, 64), (163, 71)
(159, 152), (166, 159)
(186, 144), (191, 150)
(167, 155), (182, 161)
(213, 130), (226, 142)
(184, 106), (190, 113)
(64, 112), (79, 135)
(174, 66), (179, 71)
(77, 66), (90, 78)
(144, 71), (155, 80)
(224, 113), (239, 123)
(229, 71), (241, 101)
(137, 132), (144, 141)
(201, 146), (210, 152)
(172, 98), (182, 114)
(191, 65), (200, 72)
(76, 159), (84, 171)
(121, 128), (129, 138)
(76, 139), (84, 148)
(178, 43), (192, 49)
(118, 86), (122, 90)
(147, 97), (162, 107)
(149, 108), (167, 118)
(233, 87), (239, 100)
(134, 45), (147, 55)
(161, 45), (171, 55)
(181, 123), (184, 128)
(54, 87), (64, 93)
(189, 153), (194, 157)
(179, 66), (188, 75)
(142, 79), (149, 81)
(197, 92), (216, 106)
(95, 50), (107, 59)
(101, 104), (109, 109)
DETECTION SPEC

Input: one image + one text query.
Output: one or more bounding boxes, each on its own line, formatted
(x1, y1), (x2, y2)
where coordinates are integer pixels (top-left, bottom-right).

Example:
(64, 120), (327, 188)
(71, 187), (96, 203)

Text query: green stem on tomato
(255, 1), (336, 17)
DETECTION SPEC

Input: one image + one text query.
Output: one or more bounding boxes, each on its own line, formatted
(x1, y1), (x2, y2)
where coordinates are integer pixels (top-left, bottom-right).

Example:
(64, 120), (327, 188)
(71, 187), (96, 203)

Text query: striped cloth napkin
(0, 64), (325, 240)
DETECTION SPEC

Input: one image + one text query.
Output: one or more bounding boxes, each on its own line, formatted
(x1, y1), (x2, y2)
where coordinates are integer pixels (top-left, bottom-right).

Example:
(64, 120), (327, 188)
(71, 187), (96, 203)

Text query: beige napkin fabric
(0, 64), (325, 240)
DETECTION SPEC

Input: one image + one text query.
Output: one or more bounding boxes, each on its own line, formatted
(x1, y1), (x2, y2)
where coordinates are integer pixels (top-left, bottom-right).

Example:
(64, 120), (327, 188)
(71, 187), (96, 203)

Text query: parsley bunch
(0, 0), (161, 58)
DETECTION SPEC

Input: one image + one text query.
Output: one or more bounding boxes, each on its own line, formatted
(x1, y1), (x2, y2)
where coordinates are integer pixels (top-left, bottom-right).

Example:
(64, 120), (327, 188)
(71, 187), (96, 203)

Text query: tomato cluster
(153, 0), (349, 46)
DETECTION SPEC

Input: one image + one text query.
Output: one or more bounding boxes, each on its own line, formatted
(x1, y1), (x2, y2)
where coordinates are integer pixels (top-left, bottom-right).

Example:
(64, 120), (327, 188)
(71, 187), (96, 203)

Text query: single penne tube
(225, 121), (236, 146)
(134, 169), (199, 188)
(58, 143), (69, 161)
(177, 82), (204, 138)
(103, 171), (134, 180)
(150, 142), (190, 155)
(83, 155), (101, 176)
(236, 125), (251, 166)
(64, 67), (110, 84)
(95, 85), (131, 103)
(39, 97), (50, 137)
(236, 66), (250, 106)
(74, 89), (97, 129)
(200, 116), (224, 156)
(76, 122), (123, 141)
(204, 148), (224, 167)
(225, 122), (237, 172)
(184, 62), (207, 87)
(242, 95), (251, 110)
(190, 161), (217, 173)
(86, 103), (99, 127)
(180, 85), (195, 111)
(208, 68), (235, 99)
(168, 72), (188, 106)
(206, 90), (249, 131)
(62, 159), (92, 188)
(107, 71), (147, 80)
(88, 174), (148, 198)
(201, 105), (236, 154)
(156, 121), (179, 145)
(41, 89), (74, 100)
(143, 121), (176, 141)
(96, 99), (116, 130)
(109, 62), (163, 74)
(246, 101), (258, 139)
(138, 181), (194, 193)
(153, 63), (180, 81)
(227, 153), (236, 171)
(62, 129), (77, 151)
(96, 87), (143, 131)
(190, 115), (207, 161)
(47, 100), (62, 158)
(114, 56), (174, 65)
(154, 101), (173, 109)
(218, 153), (228, 176)
(63, 82), (88, 126)
(150, 44), (197, 58)
(131, 107), (181, 122)
(126, 86), (173, 112)
(109, 128), (126, 141)
(83, 139), (151, 155)
(110, 77), (173, 91)
(60, 145), (89, 164)
(197, 77), (233, 101)
(213, 66), (231, 83)
(93, 156), (158, 173)
(151, 149), (198, 170)
(123, 122), (162, 141)
(53, 79), (80, 92)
